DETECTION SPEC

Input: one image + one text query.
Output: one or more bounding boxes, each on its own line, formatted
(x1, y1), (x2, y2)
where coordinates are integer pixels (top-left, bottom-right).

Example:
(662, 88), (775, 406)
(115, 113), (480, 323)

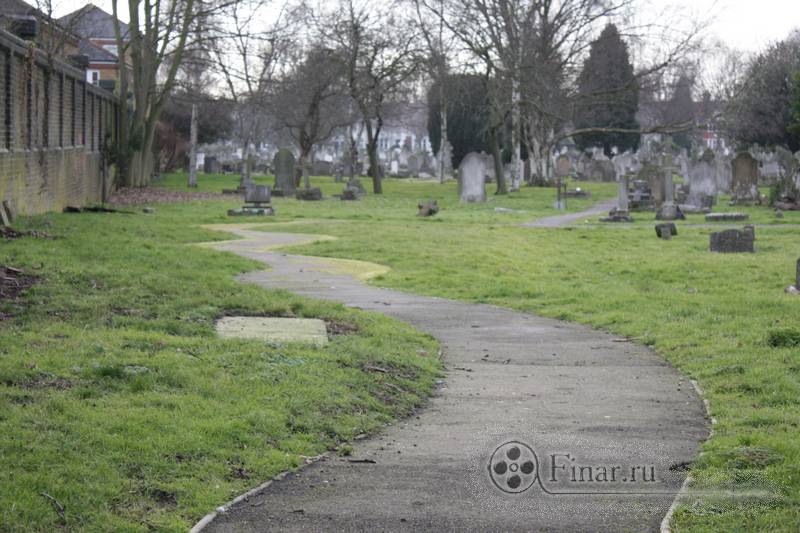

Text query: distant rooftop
(59, 4), (129, 40)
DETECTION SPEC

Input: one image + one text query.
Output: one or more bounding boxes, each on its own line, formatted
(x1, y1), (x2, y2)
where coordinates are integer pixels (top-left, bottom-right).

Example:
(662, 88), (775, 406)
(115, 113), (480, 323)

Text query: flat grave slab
(216, 317), (328, 346)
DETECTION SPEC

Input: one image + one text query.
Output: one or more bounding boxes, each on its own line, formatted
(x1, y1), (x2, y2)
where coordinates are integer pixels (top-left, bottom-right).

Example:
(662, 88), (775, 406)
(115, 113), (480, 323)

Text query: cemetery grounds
(1, 173), (799, 531)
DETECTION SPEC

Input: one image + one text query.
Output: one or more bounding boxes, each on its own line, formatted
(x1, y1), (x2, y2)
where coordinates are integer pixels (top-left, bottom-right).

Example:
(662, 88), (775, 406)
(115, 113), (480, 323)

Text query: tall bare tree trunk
(511, 77), (521, 191)
(490, 126), (507, 195)
(188, 104), (198, 187)
(438, 76), (448, 183)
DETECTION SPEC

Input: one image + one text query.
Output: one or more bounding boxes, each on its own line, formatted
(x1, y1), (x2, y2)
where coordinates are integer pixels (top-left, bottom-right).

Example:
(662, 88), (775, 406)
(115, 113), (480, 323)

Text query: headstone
(688, 150), (717, 207)
(228, 185), (275, 216)
(390, 160), (399, 176)
(705, 212), (749, 222)
(655, 223), (677, 239)
(710, 228), (754, 253)
(296, 188), (323, 201)
(417, 200), (439, 217)
(586, 159), (616, 181)
(459, 152), (487, 203)
(312, 160), (333, 177)
(408, 155), (420, 177)
(715, 153), (732, 193)
(796, 257), (800, 289)
(555, 155), (571, 178)
(731, 152), (760, 203)
(656, 155), (685, 220)
(341, 188), (358, 201)
(273, 149), (296, 195)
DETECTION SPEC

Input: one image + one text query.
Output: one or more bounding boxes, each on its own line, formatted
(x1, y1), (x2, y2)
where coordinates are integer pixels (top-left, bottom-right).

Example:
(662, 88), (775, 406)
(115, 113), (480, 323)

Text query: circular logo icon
(488, 441), (538, 494)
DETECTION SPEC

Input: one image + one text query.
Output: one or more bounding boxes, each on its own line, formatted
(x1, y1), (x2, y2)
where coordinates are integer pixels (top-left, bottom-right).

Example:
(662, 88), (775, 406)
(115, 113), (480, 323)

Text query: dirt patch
(5, 374), (73, 390)
(1, 227), (53, 240)
(108, 187), (230, 206)
(1, 266), (38, 321)
(325, 319), (359, 337)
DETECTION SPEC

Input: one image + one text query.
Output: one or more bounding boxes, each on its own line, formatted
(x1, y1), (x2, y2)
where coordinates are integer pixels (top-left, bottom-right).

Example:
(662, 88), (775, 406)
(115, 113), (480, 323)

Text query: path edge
(659, 379), (714, 533)
(189, 454), (327, 533)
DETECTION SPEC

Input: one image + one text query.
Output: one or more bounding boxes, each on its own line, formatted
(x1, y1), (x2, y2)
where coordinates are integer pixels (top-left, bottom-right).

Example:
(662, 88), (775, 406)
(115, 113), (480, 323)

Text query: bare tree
(209, 0), (293, 188)
(319, 0), (423, 194)
(110, 0), (208, 186)
(419, 0), (706, 187)
(272, 46), (353, 189)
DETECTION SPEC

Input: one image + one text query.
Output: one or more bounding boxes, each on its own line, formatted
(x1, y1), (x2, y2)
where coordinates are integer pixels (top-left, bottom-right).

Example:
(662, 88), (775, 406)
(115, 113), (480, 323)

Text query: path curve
(522, 199), (615, 228)
(201, 225), (708, 532)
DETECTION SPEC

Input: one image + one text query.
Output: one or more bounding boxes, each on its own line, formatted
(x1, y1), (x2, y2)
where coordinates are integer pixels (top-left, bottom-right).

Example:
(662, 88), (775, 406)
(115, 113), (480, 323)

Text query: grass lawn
(3, 170), (799, 531)
(0, 195), (440, 531)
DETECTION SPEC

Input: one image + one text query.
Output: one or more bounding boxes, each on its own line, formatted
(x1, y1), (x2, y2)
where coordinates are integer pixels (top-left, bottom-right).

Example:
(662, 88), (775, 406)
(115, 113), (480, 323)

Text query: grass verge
(0, 200), (440, 532)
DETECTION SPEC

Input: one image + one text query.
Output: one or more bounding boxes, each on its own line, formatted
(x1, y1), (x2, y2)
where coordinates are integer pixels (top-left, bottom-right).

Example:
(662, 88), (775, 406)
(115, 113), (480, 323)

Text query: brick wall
(0, 29), (118, 216)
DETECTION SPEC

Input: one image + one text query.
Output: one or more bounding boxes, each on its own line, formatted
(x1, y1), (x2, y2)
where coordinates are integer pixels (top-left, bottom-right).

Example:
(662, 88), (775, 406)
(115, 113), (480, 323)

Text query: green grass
(0, 199), (440, 531)
(4, 171), (800, 531)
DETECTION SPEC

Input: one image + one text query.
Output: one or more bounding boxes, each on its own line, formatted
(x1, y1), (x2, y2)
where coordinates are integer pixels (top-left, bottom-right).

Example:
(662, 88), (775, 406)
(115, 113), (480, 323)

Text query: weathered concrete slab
(216, 317), (328, 346)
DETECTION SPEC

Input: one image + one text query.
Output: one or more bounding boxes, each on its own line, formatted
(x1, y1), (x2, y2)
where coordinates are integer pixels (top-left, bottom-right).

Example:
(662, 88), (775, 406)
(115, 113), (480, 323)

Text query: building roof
(0, 0), (39, 18)
(79, 38), (118, 63)
(59, 4), (129, 41)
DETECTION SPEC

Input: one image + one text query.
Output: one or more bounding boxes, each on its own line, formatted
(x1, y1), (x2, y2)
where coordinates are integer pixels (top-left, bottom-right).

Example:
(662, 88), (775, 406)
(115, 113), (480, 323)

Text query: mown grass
(0, 199), (440, 531)
(200, 172), (798, 532)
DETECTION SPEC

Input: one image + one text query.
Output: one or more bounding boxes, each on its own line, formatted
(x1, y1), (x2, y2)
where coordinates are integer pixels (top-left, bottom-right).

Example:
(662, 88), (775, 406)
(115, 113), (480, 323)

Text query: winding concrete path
(201, 225), (708, 532)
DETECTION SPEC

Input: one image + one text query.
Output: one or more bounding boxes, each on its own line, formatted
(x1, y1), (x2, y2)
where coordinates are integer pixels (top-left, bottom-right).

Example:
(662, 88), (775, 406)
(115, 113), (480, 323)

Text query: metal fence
(0, 28), (119, 216)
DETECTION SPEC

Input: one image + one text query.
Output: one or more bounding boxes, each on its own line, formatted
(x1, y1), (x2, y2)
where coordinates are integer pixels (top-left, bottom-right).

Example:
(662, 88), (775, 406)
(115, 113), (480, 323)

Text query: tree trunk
(510, 78), (521, 191)
(368, 143), (382, 194)
(438, 76), (448, 184)
(490, 127), (507, 195)
(188, 104), (198, 187)
(365, 120), (382, 194)
(300, 150), (311, 189)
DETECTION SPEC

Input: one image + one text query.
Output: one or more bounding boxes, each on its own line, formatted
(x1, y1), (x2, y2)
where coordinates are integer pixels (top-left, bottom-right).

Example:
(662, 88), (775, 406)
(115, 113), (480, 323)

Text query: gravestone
(340, 177), (365, 200)
(341, 188), (358, 201)
(715, 152), (732, 193)
(705, 212), (749, 222)
(273, 149), (296, 196)
(312, 160), (332, 177)
(390, 160), (399, 176)
(656, 155), (685, 220)
(555, 155), (571, 178)
(586, 159), (616, 181)
(655, 223), (677, 240)
(408, 155), (420, 177)
(688, 150), (717, 207)
(459, 152), (487, 203)
(710, 228), (754, 253)
(638, 164), (662, 208)
(731, 152), (760, 203)
(296, 187), (323, 201)
(227, 185), (275, 216)
(773, 146), (800, 210)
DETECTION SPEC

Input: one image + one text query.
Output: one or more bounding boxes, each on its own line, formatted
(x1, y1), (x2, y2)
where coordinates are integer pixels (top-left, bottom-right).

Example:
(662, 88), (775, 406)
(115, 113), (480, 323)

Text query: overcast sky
(51, 0), (799, 53)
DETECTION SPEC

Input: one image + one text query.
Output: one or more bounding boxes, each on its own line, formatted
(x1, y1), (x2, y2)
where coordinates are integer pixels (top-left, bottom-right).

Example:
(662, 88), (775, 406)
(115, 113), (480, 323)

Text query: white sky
(51, 0), (800, 53)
